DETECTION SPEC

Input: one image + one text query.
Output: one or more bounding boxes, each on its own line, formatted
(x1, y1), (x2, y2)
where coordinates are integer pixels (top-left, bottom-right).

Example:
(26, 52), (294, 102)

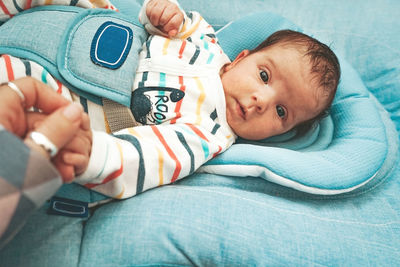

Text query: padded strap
(102, 98), (140, 132)
(0, 5), (147, 106)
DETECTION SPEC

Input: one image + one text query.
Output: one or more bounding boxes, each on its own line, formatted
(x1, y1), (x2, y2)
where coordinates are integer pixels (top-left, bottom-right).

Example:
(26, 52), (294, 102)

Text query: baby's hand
(146, 0), (184, 37)
(53, 113), (92, 183)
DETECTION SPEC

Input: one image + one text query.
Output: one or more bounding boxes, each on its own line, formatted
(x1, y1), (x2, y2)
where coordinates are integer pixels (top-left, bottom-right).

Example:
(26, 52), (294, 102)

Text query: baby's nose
(253, 90), (273, 114)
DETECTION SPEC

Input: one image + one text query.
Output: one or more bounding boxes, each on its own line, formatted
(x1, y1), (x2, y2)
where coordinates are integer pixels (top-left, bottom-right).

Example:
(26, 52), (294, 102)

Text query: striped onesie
(0, 0), (236, 198)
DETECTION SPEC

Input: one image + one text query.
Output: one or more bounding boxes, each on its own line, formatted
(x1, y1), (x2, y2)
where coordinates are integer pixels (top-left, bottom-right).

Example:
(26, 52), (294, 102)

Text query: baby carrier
(0, 5), (147, 131)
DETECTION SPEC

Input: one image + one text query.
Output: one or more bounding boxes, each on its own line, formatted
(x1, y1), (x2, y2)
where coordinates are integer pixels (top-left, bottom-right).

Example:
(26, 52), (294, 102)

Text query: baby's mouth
(236, 100), (246, 120)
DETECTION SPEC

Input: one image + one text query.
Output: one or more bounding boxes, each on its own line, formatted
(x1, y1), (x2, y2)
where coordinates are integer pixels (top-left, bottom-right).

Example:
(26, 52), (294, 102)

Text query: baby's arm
(74, 123), (230, 199)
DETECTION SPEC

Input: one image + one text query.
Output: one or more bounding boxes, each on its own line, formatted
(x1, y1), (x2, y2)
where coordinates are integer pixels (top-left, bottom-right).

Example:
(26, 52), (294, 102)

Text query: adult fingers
(26, 102), (84, 155)
(12, 77), (70, 114)
(25, 112), (46, 131)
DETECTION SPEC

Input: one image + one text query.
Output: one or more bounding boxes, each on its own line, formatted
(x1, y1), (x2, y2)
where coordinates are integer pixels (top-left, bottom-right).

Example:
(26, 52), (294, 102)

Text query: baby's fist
(146, 0), (184, 37)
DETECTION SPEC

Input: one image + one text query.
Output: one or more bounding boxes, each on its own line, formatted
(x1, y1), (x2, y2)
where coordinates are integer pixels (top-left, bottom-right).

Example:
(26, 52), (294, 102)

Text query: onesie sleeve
(75, 123), (230, 199)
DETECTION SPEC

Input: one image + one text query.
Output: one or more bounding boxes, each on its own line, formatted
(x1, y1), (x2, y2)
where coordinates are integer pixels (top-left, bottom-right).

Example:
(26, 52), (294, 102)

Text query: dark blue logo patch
(91, 21), (133, 69)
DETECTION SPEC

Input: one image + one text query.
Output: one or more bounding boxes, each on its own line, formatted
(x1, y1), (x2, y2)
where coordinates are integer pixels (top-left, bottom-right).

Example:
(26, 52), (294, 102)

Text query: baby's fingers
(163, 12), (184, 37)
(53, 154), (75, 183)
(63, 152), (89, 176)
(146, 0), (183, 36)
(146, 0), (164, 27)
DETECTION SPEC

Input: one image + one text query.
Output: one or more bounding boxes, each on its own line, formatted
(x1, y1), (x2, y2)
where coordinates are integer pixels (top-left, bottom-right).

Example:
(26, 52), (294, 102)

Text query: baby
(0, 0), (340, 198)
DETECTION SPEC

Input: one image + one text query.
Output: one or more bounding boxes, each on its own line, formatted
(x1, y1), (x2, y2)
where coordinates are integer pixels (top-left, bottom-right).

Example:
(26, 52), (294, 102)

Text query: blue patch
(91, 21), (133, 69)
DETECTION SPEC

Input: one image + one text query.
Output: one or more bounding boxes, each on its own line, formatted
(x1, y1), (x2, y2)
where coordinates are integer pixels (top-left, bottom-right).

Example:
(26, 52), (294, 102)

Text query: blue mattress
(0, 0), (399, 266)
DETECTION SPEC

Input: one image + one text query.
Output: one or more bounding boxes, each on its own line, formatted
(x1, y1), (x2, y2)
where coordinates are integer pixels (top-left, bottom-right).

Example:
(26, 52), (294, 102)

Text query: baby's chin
(232, 126), (269, 141)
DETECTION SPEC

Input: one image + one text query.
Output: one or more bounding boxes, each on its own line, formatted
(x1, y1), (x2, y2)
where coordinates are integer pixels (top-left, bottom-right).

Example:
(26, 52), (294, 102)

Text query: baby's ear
(226, 49), (250, 70)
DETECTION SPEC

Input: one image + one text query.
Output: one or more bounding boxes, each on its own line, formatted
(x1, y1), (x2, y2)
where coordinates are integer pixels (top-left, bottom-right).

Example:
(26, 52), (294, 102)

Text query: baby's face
(221, 45), (324, 140)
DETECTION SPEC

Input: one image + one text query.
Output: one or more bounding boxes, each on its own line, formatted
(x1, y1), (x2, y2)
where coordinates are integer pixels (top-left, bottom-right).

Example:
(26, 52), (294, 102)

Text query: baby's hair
(251, 29), (341, 136)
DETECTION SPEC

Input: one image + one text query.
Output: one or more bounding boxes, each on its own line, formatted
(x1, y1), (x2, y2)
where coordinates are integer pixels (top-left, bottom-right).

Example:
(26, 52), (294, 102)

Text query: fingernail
(63, 103), (83, 121)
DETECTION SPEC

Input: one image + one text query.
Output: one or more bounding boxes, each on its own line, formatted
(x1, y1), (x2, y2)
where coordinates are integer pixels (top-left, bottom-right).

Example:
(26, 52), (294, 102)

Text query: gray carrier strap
(102, 98), (141, 132)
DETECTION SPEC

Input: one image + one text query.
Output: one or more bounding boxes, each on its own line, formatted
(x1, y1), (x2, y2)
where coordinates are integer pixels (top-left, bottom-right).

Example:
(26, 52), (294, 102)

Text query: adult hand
(26, 104), (90, 182)
(0, 77), (86, 181)
(0, 77), (71, 137)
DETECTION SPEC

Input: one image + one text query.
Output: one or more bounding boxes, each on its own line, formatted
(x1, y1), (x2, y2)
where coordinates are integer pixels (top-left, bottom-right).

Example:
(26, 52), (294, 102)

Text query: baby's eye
(276, 105), (286, 118)
(259, 70), (269, 83)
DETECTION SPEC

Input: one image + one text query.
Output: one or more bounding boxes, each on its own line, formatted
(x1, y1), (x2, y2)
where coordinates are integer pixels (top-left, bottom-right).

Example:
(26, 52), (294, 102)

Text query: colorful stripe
(156, 147), (164, 185)
(186, 123), (209, 142)
(212, 145), (222, 158)
(170, 76), (186, 124)
(21, 59), (31, 76)
(145, 36), (153, 58)
(176, 131), (195, 174)
(206, 53), (214, 64)
(186, 123), (210, 158)
(3, 55), (15, 81)
(88, 139), (109, 179)
(79, 96), (88, 113)
(211, 123), (220, 135)
(189, 45), (200, 65)
(103, 109), (111, 133)
(114, 185), (125, 199)
(138, 71), (148, 88)
(155, 73), (167, 124)
(85, 142), (123, 189)
(180, 18), (187, 33)
(151, 126), (181, 182)
(0, 0), (11, 17)
(24, 0), (32, 9)
(201, 35), (209, 50)
(12, 0), (23, 11)
(210, 109), (217, 120)
(162, 39), (170, 55)
(56, 80), (63, 94)
(194, 77), (205, 125)
(115, 134), (146, 194)
(41, 69), (48, 84)
(159, 72), (166, 87)
(128, 127), (141, 137)
(177, 124), (209, 159)
(203, 41), (209, 50)
(178, 41), (186, 59)
(180, 16), (202, 40)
